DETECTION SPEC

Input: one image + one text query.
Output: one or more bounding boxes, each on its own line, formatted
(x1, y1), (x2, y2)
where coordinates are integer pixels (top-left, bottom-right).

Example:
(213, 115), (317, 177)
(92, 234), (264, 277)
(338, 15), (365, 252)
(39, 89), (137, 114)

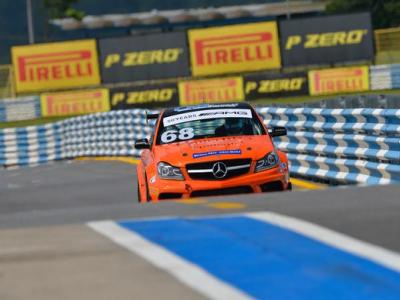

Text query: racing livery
(135, 102), (291, 202)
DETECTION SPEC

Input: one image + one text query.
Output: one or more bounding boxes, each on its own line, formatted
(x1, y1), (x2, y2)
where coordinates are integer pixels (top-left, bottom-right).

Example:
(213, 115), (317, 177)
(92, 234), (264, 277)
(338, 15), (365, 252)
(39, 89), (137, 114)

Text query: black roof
(162, 102), (253, 117)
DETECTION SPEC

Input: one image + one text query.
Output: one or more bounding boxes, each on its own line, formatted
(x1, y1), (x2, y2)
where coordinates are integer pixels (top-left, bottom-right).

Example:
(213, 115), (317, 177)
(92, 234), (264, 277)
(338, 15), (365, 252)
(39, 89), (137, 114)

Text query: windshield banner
(163, 108), (252, 126)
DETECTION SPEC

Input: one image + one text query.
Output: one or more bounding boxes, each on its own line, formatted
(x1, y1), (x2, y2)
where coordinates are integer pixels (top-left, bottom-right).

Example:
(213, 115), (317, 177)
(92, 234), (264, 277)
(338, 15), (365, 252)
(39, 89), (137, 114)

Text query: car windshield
(156, 107), (265, 145)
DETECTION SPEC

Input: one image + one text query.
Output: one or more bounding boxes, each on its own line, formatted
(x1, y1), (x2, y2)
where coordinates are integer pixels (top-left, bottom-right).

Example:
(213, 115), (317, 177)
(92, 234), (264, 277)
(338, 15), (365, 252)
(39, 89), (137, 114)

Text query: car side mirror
(270, 126), (287, 137)
(135, 138), (150, 149)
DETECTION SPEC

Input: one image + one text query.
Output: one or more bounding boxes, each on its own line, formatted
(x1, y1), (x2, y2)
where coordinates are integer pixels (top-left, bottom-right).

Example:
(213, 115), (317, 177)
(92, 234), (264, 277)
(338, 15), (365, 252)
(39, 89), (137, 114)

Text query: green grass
(0, 116), (70, 129)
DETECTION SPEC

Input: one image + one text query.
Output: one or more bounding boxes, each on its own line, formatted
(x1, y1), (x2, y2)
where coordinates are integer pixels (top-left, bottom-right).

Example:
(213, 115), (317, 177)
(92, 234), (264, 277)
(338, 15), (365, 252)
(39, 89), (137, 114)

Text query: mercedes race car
(135, 102), (291, 202)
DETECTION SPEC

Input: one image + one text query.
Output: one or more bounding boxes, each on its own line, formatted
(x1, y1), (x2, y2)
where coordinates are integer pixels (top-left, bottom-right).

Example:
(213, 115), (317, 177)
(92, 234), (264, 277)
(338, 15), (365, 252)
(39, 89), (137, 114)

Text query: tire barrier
(1, 108), (399, 186)
(0, 96), (41, 122)
(257, 107), (400, 185)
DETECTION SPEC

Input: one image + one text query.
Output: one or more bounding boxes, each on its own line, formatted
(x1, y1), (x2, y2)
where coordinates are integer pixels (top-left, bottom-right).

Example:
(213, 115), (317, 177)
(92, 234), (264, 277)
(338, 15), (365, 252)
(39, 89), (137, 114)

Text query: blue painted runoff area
(119, 216), (400, 300)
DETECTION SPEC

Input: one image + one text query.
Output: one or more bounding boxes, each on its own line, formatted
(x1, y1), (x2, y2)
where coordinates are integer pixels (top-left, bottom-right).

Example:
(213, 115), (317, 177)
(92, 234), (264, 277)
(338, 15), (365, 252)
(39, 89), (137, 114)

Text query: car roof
(162, 102), (253, 118)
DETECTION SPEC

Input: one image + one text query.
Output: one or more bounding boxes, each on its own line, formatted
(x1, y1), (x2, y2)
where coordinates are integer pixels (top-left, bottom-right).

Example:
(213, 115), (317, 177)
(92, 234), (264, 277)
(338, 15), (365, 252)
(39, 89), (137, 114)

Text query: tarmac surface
(1, 160), (399, 299)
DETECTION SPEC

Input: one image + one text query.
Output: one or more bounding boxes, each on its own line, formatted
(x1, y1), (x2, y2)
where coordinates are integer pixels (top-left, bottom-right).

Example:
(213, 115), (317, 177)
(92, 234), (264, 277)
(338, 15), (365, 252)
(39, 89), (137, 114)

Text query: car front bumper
(148, 163), (290, 200)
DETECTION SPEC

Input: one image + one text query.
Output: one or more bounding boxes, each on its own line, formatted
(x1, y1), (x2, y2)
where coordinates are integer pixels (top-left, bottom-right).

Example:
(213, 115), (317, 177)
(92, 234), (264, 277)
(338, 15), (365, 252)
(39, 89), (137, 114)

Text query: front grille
(260, 181), (283, 193)
(158, 193), (182, 200)
(190, 186), (253, 197)
(186, 158), (251, 180)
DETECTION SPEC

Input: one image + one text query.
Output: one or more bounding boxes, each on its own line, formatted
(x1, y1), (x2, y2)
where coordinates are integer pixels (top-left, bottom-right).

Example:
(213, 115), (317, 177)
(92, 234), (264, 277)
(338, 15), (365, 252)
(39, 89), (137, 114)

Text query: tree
(325, 0), (400, 29)
(43, 0), (84, 20)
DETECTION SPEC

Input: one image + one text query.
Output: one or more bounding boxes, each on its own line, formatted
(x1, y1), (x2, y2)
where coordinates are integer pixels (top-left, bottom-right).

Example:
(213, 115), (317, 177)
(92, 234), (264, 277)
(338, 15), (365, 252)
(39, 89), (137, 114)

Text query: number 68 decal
(161, 127), (194, 143)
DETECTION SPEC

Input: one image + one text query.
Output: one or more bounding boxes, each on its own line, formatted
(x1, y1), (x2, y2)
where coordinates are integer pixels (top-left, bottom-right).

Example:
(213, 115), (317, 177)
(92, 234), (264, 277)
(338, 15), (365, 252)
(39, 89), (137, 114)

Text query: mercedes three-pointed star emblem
(212, 162), (228, 179)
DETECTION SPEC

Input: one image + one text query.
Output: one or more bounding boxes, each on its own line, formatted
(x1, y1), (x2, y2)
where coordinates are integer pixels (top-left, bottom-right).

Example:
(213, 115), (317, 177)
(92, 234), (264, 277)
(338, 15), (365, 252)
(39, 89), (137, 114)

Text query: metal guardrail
(0, 110), (153, 167)
(264, 94), (400, 109)
(1, 108), (399, 186)
(257, 107), (400, 185)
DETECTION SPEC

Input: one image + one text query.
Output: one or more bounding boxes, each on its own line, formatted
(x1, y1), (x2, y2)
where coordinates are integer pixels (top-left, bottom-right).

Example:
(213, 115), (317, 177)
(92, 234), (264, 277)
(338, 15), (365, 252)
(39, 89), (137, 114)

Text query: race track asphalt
(1, 160), (399, 251)
(1, 160), (400, 299)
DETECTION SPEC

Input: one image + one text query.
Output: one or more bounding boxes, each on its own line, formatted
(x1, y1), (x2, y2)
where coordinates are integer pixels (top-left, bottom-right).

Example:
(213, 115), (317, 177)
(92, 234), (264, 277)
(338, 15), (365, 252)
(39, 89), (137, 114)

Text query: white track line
(88, 220), (253, 300)
(246, 211), (400, 273)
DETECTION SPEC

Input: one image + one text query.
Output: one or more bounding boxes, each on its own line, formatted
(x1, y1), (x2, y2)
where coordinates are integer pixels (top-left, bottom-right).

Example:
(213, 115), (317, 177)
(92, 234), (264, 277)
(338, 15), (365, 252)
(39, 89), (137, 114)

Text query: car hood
(154, 135), (275, 167)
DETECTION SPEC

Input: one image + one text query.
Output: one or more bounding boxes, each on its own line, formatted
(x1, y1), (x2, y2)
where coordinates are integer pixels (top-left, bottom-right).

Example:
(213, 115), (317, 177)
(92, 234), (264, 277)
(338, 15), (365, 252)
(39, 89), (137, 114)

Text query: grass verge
(0, 116), (70, 129)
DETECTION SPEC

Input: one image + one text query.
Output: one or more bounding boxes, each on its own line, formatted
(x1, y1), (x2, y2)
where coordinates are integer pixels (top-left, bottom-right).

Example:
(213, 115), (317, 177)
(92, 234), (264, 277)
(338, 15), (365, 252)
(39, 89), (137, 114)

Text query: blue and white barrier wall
(0, 110), (153, 167)
(370, 64), (400, 90)
(0, 96), (41, 122)
(0, 108), (399, 185)
(257, 108), (400, 185)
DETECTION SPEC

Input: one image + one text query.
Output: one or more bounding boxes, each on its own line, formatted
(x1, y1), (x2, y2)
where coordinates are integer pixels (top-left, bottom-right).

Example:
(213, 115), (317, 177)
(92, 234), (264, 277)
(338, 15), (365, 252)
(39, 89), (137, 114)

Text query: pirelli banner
(110, 82), (179, 110)
(99, 32), (190, 83)
(12, 39), (101, 93)
(179, 77), (244, 106)
(308, 66), (369, 96)
(279, 13), (374, 67)
(40, 88), (110, 117)
(188, 22), (281, 76)
(244, 72), (308, 100)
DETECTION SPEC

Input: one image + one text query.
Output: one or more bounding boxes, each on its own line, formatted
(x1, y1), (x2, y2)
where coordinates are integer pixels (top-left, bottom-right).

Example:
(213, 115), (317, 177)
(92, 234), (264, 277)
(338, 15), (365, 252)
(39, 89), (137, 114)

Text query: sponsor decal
(12, 39), (100, 93)
(40, 88), (110, 117)
(308, 66), (369, 96)
(279, 13), (374, 67)
(160, 127), (195, 144)
(285, 30), (368, 50)
(104, 48), (184, 68)
(189, 22), (281, 76)
(178, 77), (244, 106)
(244, 72), (308, 100)
(163, 108), (252, 126)
(110, 83), (179, 110)
(99, 32), (190, 83)
(193, 149), (242, 159)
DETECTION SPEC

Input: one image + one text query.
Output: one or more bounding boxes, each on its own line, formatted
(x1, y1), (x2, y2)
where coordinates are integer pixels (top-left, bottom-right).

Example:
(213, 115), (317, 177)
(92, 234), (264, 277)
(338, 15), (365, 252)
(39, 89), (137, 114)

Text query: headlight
(255, 151), (279, 172)
(157, 162), (184, 180)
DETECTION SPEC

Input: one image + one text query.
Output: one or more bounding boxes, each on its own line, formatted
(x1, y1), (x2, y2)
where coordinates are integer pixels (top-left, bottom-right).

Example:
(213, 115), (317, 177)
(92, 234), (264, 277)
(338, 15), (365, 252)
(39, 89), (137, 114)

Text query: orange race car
(135, 102), (291, 202)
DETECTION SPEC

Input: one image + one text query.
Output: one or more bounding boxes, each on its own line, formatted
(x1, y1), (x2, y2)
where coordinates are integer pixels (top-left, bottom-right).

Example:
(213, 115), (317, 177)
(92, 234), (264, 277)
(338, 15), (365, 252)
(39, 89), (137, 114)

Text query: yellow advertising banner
(188, 22), (281, 76)
(178, 77), (244, 106)
(12, 39), (101, 93)
(40, 89), (110, 117)
(309, 66), (370, 96)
